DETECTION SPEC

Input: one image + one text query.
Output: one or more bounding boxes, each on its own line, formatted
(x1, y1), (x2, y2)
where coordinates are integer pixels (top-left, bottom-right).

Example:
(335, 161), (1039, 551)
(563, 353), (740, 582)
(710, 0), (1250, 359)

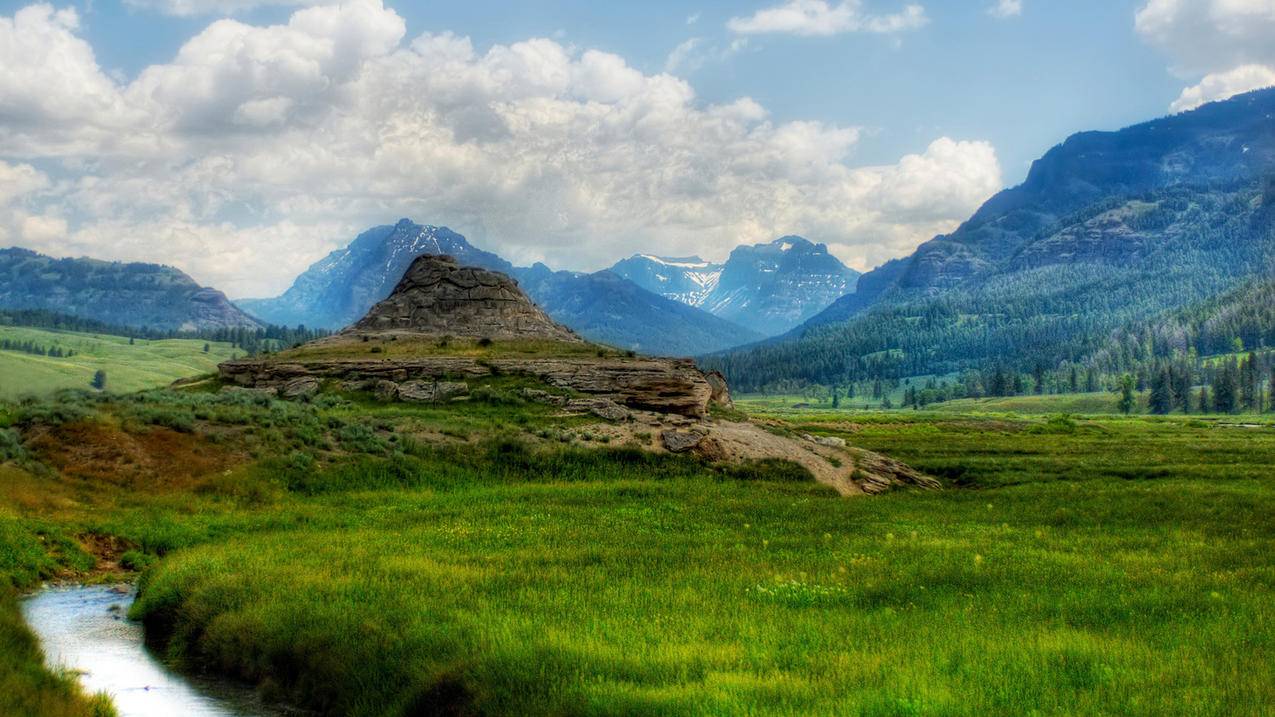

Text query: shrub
(120, 550), (159, 572)
(718, 459), (813, 483)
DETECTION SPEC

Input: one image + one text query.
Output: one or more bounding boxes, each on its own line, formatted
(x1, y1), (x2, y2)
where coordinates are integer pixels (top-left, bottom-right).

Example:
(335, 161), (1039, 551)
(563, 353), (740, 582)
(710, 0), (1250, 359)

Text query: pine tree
(1149, 369), (1173, 414)
(1214, 360), (1240, 414)
(1118, 374), (1137, 415)
(90, 370), (107, 391)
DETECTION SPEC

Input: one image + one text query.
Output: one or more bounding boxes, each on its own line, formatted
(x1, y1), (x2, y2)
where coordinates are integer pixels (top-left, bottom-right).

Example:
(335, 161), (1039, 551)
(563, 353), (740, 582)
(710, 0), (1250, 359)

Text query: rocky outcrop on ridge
(220, 254), (715, 416)
(346, 254), (578, 342)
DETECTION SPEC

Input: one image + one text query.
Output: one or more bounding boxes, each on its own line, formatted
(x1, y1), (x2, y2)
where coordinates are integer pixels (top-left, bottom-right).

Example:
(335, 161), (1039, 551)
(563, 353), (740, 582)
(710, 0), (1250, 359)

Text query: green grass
(0, 325), (239, 399)
(1, 389), (1274, 715)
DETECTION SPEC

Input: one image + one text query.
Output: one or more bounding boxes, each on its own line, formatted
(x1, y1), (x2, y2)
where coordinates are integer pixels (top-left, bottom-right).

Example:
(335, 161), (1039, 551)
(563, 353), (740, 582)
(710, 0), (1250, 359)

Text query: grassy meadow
(0, 384), (1273, 715)
(0, 325), (239, 399)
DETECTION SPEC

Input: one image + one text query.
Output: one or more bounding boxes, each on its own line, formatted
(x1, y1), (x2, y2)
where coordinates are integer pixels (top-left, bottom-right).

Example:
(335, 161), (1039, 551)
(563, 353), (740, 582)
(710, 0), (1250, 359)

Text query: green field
(2, 386), (1274, 715)
(0, 326), (239, 399)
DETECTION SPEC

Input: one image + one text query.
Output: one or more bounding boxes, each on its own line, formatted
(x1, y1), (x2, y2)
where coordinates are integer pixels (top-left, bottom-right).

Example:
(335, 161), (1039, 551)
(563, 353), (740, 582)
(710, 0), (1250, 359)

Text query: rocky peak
(346, 254), (581, 342)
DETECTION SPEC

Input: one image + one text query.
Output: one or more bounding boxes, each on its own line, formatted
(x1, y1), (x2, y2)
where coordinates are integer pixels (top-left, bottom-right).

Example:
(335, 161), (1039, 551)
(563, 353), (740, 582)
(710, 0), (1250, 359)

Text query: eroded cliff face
(220, 354), (714, 417)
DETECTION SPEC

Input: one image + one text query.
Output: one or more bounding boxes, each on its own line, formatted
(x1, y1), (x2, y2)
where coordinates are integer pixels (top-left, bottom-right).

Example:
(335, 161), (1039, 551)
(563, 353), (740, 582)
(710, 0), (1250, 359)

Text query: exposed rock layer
(346, 254), (578, 342)
(221, 355), (713, 416)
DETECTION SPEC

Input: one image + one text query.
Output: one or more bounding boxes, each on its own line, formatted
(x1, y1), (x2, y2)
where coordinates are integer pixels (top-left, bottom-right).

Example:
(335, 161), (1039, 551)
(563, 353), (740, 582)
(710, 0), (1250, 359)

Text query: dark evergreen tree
(1214, 360), (1240, 413)
(1149, 369), (1173, 414)
(1118, 374), (1137, 415)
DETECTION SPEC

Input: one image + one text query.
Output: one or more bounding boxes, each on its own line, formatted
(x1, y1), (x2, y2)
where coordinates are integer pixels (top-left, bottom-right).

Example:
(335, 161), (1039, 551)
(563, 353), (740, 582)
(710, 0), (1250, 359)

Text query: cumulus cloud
(1135, 0), (1275, 109)
(0, 0), (1000, 296)
(727, 0), (927, 37)
(987, 0), (1022, 19)
(124, 0), (324, 16)
(1170, 63), (1275, 111)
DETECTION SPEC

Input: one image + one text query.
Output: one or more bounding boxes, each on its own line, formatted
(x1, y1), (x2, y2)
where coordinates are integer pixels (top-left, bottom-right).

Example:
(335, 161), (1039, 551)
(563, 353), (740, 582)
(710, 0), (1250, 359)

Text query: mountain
(703, 87), (1275, 391)
(238, 220), (514, 329)
(608, 255), (723, 306)
(516, 264), (764, 356)
(0, 247), (262, 332)
(239, 219), (761, 356)
(611, 237), (860, 336)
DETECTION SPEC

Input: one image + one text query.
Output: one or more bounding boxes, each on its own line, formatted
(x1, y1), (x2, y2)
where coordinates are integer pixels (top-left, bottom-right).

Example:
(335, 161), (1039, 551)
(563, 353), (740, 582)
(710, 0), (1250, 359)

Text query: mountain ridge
(610, 235), (860, 336)
(0, 247), (262, 332)
(238, 220), (762, 357)
(703, 87), (1275, 390)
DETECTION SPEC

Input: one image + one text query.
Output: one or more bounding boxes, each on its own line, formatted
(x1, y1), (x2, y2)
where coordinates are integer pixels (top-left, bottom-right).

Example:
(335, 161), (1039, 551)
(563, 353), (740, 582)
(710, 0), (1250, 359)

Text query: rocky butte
(219, 254), (935, 495)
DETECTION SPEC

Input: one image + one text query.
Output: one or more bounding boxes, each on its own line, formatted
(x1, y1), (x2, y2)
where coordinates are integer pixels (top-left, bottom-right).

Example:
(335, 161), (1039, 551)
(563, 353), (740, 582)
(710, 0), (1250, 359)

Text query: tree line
(0, 309), (330, 357)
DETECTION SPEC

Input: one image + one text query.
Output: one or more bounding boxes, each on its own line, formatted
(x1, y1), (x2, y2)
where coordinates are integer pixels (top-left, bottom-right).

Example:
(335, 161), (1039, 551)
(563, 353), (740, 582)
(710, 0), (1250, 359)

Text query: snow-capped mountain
(608, 255), (724, 307)
(610, 236), (860, 337)
(237, 219), (761, 356)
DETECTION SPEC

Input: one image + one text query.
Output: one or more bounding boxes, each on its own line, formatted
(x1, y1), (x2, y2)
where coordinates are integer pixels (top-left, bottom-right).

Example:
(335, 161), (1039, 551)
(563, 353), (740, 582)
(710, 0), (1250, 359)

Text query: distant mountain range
(703, 87), (1275, 391)
(610, 236), (860, 336)
(0, 248), (261, 332)
(237, 223), (513, 331)
(237, 220), (763, 356)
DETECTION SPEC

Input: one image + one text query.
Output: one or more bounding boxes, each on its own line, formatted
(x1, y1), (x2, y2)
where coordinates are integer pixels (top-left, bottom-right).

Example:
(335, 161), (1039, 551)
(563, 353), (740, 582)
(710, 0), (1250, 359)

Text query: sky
(1, 0), (1273, 298)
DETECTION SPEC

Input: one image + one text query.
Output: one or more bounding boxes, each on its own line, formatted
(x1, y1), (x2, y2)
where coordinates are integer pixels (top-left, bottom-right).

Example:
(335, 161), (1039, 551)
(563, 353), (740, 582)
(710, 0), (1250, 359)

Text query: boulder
(852, 449), (942, 494)
(705, 370), (733, 409)
(372, 380), (401, 401)
(398, 380), (437, 403)
(280, 377), (319, 399)
(399, 380), (469, 403)
(521, 388), (569, 407)
(661, 430), (706, 454)
(815, 436), (847, 448)
(567, 398), (629, 422)
(435, 381), (470, 402)
(692, 436), (728, 461)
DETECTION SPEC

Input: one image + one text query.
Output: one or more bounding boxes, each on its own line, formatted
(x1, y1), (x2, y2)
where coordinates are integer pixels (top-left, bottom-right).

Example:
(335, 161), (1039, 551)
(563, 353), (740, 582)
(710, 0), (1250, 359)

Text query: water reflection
(21, 585), (282, 717)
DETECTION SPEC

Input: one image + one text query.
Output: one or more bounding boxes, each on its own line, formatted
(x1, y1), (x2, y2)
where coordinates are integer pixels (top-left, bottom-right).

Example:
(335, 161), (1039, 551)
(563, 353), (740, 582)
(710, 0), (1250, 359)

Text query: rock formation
(220, 253), (717, 416)
(346, 254), (579, 342)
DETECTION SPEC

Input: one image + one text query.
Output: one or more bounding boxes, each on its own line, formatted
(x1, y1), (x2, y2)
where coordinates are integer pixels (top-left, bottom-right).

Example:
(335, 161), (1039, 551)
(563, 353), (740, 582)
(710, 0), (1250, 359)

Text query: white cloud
(0, 160), (49, 205)
(0, 1), (1000, 297)
(727, 0), (927, 37)
(987, 0), (1022, 19)
(1170, 63), (1275, 111)
(1135, 0), (1275, 110)
(1135, 0), (1275, 76)
(686, 12), (700, 25)
(124, 0), (324, 17)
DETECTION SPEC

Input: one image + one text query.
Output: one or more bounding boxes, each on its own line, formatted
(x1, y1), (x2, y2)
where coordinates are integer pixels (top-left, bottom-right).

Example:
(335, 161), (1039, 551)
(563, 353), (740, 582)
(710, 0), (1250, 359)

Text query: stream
(21, 585), (284, 717)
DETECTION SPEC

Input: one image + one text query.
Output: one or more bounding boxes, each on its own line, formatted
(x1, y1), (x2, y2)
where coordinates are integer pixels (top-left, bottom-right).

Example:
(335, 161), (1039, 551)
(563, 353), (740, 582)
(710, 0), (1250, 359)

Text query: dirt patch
(75, 532), (138, 578)
(26, 420), (240, 490)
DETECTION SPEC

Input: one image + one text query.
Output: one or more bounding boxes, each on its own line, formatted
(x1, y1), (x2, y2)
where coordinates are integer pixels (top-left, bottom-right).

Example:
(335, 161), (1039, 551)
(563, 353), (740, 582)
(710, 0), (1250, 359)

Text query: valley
(2, 388), (1273, 716)
(2, 9), (1275, 715)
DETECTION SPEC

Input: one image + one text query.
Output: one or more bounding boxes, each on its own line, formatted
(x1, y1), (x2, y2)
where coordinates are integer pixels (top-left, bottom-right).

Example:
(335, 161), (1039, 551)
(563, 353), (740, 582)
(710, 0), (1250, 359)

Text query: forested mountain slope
(704, 88), (1275, 391)
(0, 248), (262, 332)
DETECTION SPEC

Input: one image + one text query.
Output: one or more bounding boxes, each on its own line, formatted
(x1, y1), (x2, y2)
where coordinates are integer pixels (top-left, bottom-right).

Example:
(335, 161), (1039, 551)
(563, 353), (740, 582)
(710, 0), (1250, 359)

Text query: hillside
(516, 265), (763, 356)
(611, 237), (860, 336)
(0, 248), (262, 332)
(239, 219), (760, 356)
(705, 88), (1275, 391)
(0, 325), (238, 399)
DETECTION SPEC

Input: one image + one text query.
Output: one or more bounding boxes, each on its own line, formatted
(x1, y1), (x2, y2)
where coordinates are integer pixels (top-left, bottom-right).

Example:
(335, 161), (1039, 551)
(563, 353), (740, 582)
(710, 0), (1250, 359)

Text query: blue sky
(23, 0), (1185, 179)
(0, 0), (1272, 297)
